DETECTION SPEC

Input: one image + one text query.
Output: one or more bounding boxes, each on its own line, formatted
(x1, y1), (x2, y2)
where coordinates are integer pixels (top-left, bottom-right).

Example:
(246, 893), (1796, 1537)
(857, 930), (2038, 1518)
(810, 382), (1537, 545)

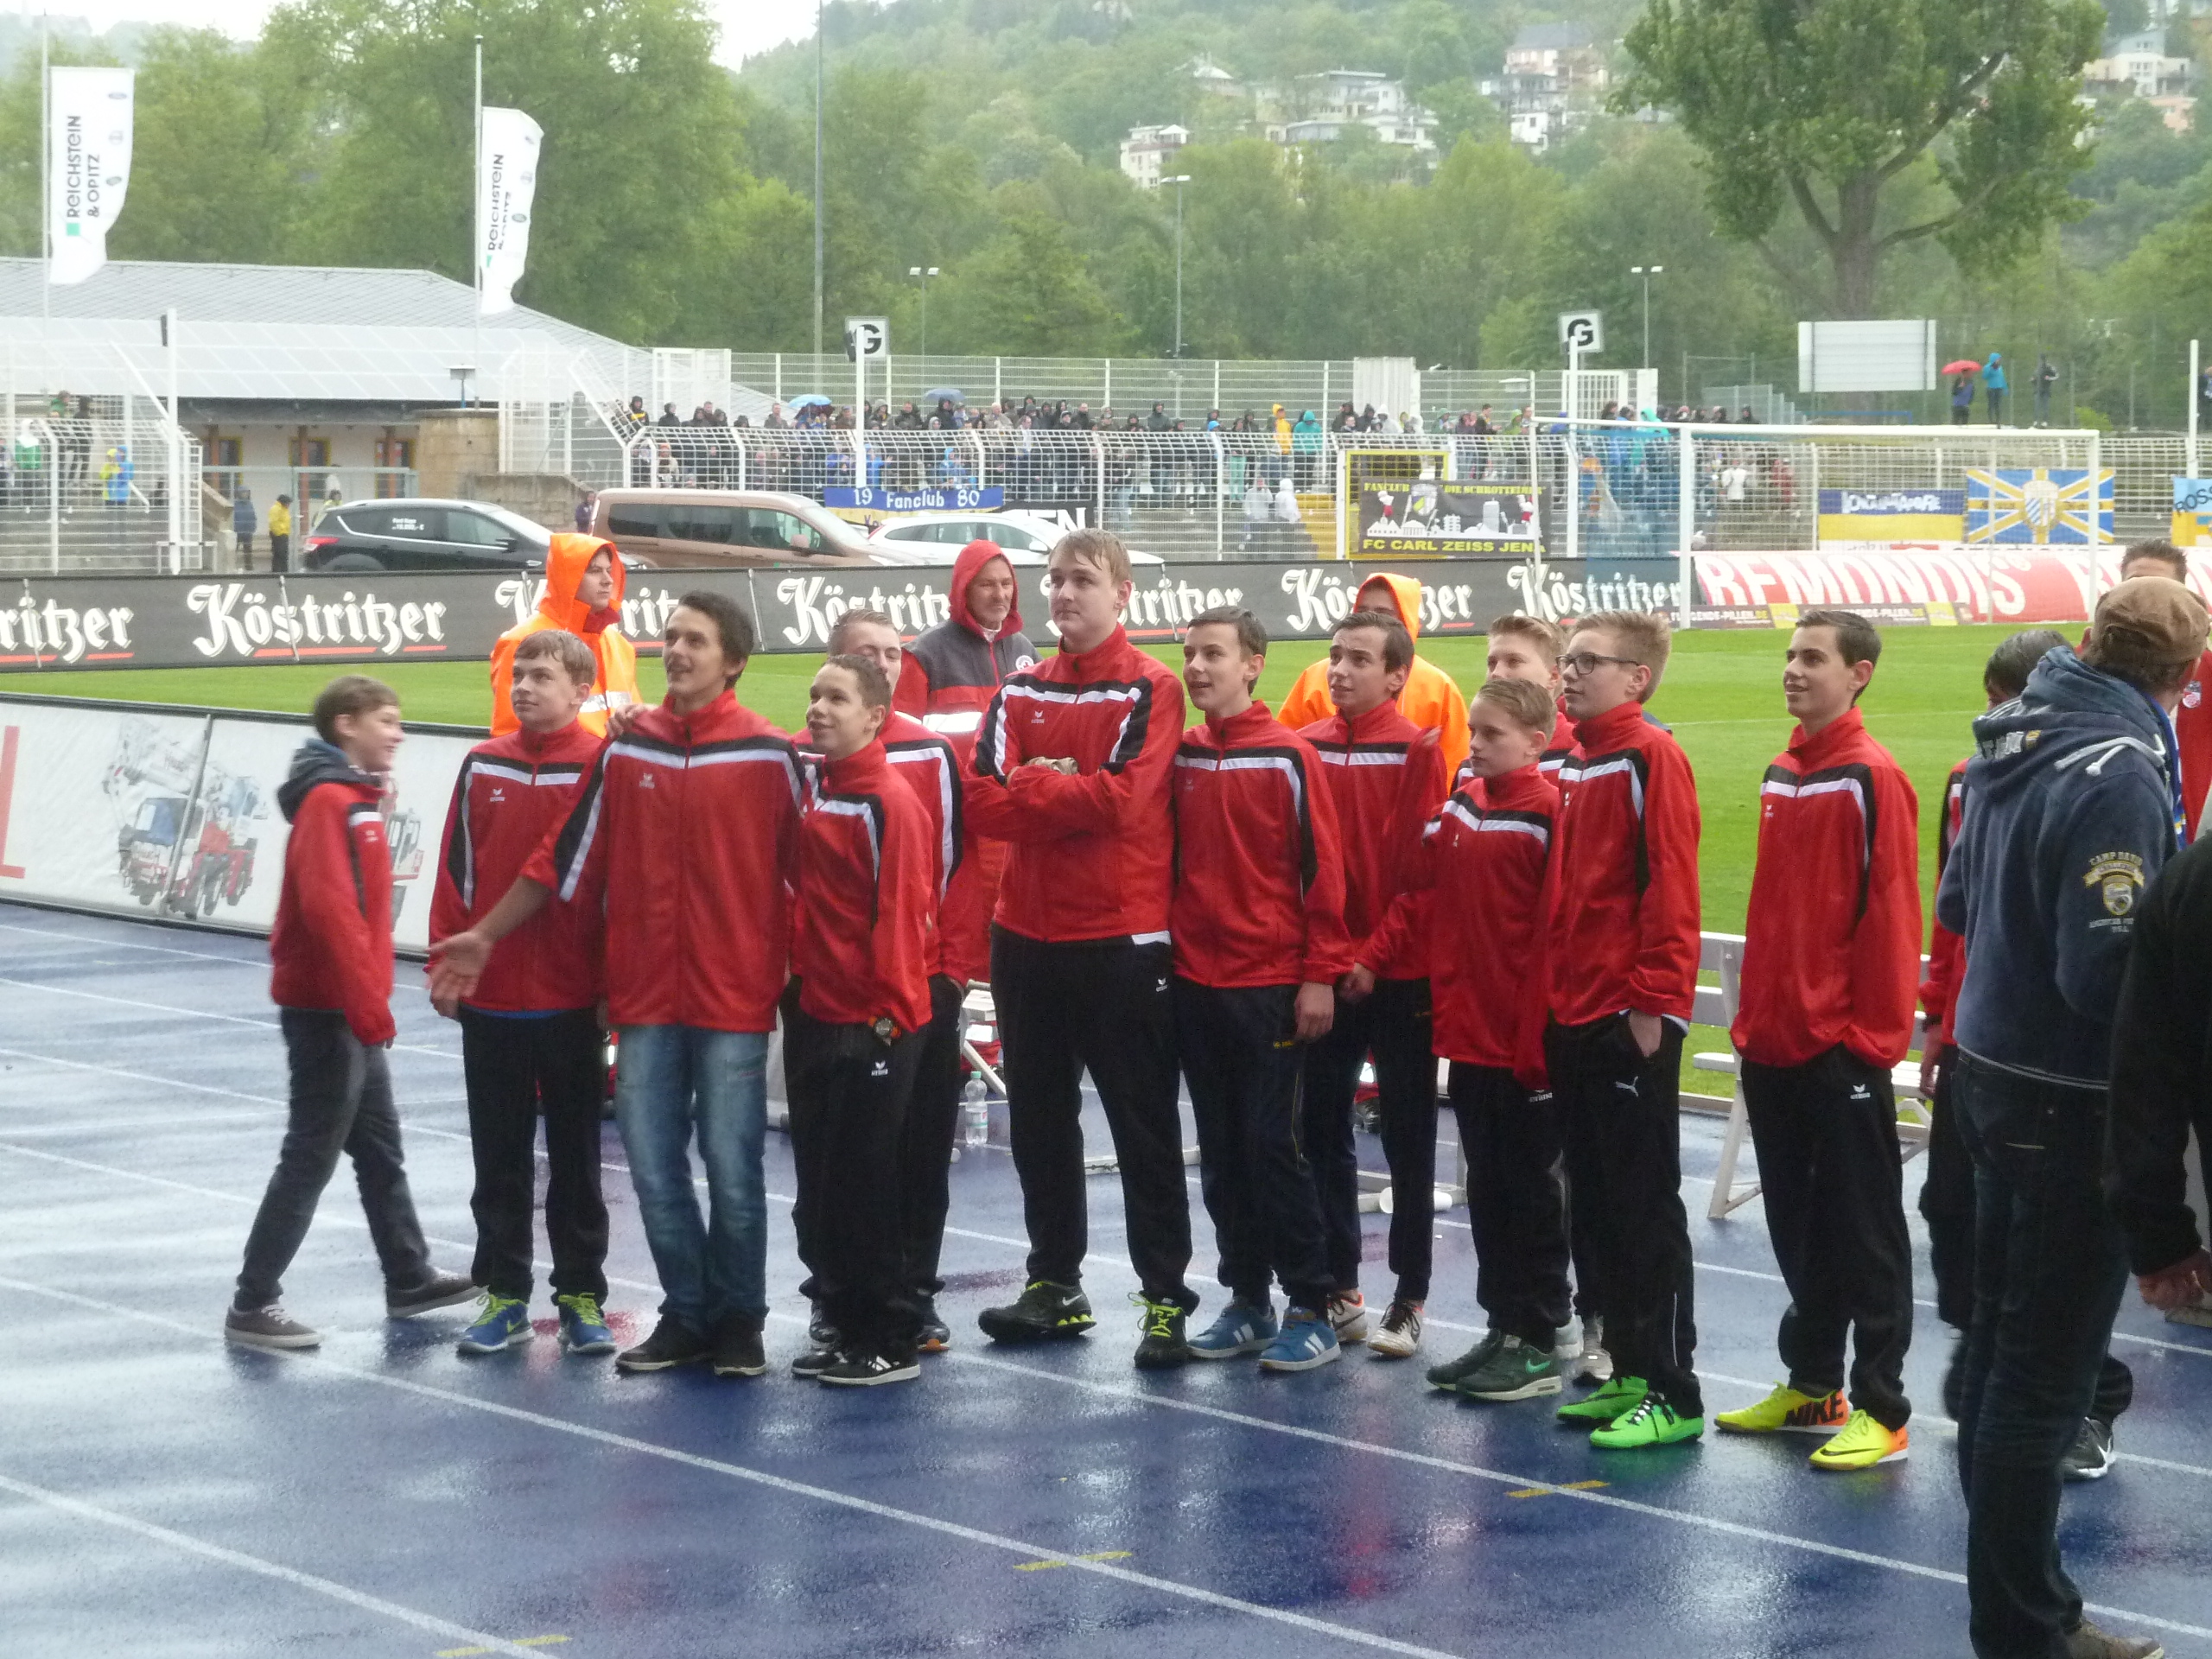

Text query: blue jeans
(613, 1025), (769, 1335)
(1952, 1050), (2129, 1659)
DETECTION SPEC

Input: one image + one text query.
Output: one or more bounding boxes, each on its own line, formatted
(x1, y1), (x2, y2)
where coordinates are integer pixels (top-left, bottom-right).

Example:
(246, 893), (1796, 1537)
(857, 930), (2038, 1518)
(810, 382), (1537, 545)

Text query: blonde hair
(1052, 527), (1132, 587)
(1488, 612), (1565, 659)
(1573, 609), (1673, 701)
(1472, 675), (1557, 737)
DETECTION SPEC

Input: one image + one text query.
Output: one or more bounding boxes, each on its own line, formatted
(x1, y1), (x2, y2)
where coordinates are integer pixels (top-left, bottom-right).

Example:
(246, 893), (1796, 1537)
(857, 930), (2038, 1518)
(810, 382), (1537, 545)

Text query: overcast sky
(38, 0), (839, 67)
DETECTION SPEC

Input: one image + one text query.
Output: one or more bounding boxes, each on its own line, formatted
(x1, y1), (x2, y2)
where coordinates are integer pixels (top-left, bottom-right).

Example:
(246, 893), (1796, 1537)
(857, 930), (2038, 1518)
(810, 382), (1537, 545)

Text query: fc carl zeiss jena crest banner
(1965, 468), (2113, 545)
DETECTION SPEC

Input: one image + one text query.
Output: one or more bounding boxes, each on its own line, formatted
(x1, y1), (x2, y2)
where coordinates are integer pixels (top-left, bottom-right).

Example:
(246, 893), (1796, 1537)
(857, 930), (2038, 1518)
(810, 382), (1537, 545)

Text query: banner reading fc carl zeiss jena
(1356, 484), (1541, 559)
(0, 555), (1688, 674)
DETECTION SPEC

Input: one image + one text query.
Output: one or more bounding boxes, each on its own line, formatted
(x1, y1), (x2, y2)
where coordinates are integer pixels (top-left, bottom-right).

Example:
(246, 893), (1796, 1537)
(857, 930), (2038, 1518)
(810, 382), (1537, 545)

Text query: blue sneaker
(1187, 1300), (1278, 1360)
(556, 1293), (615, 1356)
(456, 1293), (533, 1356)
(1258, 1307), (1342, 1373)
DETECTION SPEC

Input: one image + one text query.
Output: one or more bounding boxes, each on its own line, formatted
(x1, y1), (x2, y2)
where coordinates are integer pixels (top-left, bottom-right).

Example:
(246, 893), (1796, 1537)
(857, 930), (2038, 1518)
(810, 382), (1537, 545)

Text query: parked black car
(300, 499), (556, 573)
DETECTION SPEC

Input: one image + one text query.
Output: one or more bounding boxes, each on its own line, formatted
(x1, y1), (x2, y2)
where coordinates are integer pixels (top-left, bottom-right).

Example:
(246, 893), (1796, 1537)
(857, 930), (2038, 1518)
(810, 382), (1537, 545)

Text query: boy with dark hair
(1719, 609), (1923, 1471)
(966, 531), (1200, 1368)
(1172, 607), (1351, 1371)
(810, 609), (963, 1354)
(1300, 608), (1451, 1357)
(1278, 572), (1470, 772)
(785, 653), (939, 1386)
(1938, 579), (2204, 1659)
(430, 629), (615, 1359)
(1415, 677), (1573, 1402)
(226, 676), (474, 1349)
(1547, 609), (1706, 1448)
(432, 590), (801, 1382)
(2117, 541), (2212, 839)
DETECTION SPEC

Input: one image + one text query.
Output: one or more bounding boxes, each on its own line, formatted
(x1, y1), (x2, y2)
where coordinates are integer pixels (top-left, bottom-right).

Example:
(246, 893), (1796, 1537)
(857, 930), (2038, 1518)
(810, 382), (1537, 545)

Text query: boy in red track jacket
(1458, 613), (1578, 787)
(1171, 608), (1351, 1373)
(2116, 541), (2212, 837)
(1546, 609), (1705, 1449)
(1300, 609), (1450, 1358)
(964, 530), (1198, 1369)
(227, 677), (472, 1351)
(801, 609), (965, 1356)
(1719, 611), (1922, 1471)
(785, 654), (939, 1388)
(1411, 678), (1574, 1403)
(433, 591), (803, 1382)
(429, 629), (613, 1360)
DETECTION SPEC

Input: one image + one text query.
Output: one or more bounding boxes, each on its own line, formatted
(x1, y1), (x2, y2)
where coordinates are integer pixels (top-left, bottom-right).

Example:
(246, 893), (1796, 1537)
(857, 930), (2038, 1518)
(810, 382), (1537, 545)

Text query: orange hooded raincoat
(1276, 571), (1470, 773)
(487, 532), (639, 737)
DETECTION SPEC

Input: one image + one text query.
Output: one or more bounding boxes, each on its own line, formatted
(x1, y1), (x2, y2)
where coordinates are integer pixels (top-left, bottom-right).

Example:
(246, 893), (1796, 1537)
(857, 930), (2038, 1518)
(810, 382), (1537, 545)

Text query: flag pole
(471, 33), (482, 407)
(41, 11), (50, 321)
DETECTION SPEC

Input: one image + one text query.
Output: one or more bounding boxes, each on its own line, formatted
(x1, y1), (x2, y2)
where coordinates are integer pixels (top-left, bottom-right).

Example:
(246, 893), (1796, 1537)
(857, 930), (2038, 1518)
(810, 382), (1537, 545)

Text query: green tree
(1618, 0), (2106, 317)
(930, 205), (1126, 355)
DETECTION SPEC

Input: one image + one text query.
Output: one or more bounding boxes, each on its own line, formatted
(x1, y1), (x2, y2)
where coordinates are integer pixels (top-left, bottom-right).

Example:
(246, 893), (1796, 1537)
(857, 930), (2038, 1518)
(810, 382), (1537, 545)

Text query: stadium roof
(0, 258), (637, 406)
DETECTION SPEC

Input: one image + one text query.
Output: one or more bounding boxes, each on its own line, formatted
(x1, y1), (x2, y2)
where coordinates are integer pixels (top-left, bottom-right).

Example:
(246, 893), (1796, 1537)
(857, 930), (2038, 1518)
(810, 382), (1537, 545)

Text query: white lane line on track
(5, 1031), (2210, 1369)
(8, 1273), (2212, 1652)
(0, 1470), (547, 1658)
(0, 1276), (1469, 1659)
(0, 978), (460, 1061)
(0, 918), (268, 965)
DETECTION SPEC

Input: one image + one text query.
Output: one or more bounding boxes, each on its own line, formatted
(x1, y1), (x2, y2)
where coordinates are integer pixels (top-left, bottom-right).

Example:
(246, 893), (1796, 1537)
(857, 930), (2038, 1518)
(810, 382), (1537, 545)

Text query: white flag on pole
(48, 67), (134, 287)
(477, 106), (542, 317)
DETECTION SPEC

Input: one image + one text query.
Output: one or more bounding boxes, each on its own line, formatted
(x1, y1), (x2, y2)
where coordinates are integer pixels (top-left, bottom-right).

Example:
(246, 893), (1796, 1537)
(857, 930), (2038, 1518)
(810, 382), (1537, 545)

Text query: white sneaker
(1553, 1318), (1585, 1370)
(1366, 1300), (1423, 1358)
(1327, 1290), (1370, 1344)
(1576, 1319), (1613, 1384)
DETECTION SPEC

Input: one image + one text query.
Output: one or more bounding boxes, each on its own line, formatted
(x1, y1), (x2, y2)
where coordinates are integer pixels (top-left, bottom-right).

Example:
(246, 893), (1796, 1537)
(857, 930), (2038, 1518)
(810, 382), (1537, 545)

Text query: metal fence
(0, 405), (205, 574)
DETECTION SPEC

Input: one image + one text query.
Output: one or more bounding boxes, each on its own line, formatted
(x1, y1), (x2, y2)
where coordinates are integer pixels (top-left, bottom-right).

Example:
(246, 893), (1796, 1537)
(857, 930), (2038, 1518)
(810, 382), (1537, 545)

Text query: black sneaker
(615, 1315), (709, 1372)
(820, 1348), (921, 1387)
(791, 1344), (842, 1379)
(809, 1300), (838, 1348)
(915, 1294), (951, 1354)
(1132, 1294), (1191, 1370)
(2064, 1617), (2164, 1658)
(2061, 1415), (2115, 1482)
(709, 1315), (767, 1378)
(978, 1280), (1095, 1344)
(225, 1301), (321, 1351)
(385, 1270), (477, 1319)
(1426, 1330), (1506, 1391)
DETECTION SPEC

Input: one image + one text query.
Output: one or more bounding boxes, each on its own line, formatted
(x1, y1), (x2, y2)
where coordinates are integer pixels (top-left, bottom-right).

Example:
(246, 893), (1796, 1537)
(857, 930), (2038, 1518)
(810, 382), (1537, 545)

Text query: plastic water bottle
(962, 1077), (990, 1151)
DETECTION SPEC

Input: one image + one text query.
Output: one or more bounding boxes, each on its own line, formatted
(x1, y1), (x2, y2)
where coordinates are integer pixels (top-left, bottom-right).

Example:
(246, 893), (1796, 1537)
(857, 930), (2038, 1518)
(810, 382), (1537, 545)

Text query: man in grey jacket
(1936, 577), (2207, 1659)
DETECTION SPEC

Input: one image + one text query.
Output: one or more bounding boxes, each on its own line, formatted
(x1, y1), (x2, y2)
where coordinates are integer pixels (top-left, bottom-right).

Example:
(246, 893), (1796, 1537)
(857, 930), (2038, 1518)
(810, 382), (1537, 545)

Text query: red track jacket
(1301, 701), (1449, 981)
(1410, 764), (1558, 1085)
(794, 738), (936, 1034)
(1455, 705), (1579, 791)
(1170, 702), (1351, 989)
(1918, 754), (1970, 1050)
(966, 623), (1182, 944)
(1733, 709), (1923, 1069)
(429, 721), (606, 1014)
(800, 709), (961, 976)
(525, 691), (803, 1032)
(1547, 699), (1702, 1028)
(895, 539), (1039, 981)
(269, 744), (394, 1046)
(2177, 648), (2212, 839)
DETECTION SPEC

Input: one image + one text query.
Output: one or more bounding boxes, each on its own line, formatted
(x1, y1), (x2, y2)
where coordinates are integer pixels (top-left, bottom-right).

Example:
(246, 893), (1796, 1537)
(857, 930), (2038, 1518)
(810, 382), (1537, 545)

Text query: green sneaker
(1590, 1393), (1706, 1449)
(1131, 1294), (1192, 1370)
(1452, 1334), (1563, 1402)
(1426, 1331), (1506, 1391)
(1555, 1374), (1649, 1424)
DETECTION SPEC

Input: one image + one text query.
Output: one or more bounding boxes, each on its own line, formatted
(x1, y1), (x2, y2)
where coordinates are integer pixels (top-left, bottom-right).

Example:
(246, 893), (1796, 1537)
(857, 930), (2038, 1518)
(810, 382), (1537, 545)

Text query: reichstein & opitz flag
(477, 106), (542, 317)
(48, 67), (134, 287)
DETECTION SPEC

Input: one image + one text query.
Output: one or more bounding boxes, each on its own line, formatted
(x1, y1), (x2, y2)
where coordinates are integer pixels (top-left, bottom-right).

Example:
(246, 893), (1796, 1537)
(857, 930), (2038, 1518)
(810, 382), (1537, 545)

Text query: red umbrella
(1942, 359), (1981, 376)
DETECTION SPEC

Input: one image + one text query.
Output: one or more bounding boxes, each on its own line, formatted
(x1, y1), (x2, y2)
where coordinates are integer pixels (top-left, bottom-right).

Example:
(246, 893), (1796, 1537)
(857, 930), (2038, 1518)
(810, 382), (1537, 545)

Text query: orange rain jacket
(487, 533), (640, 737)
(1275, 572), (1470, 774)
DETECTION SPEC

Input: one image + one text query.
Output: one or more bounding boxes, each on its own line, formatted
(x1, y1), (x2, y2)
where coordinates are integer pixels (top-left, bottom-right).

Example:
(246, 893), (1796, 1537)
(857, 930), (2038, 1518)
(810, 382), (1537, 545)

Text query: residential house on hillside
(1268, 70), (1438, 156)
(1118, 124), (1192, 187)
(1488, 22), (1611, 147)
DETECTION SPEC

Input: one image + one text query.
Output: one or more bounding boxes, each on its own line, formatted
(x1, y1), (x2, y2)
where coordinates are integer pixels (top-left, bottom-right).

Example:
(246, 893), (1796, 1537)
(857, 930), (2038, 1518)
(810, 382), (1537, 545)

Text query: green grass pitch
(7, 624), (2012, 934)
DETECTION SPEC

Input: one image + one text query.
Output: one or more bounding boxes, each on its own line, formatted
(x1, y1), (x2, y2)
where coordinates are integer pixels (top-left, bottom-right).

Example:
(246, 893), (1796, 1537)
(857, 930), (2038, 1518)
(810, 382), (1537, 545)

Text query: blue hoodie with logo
(1936, 647), (2179, 1089)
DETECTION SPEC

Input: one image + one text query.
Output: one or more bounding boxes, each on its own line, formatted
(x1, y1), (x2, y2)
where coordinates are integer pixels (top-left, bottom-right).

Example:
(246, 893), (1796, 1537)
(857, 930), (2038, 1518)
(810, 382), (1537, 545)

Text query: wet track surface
(3, 900), (2210, 1658)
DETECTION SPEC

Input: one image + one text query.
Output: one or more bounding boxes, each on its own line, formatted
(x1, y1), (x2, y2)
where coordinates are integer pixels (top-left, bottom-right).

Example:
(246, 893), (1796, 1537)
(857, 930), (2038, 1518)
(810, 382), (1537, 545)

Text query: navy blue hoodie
(1936, 647), (2179, 1089)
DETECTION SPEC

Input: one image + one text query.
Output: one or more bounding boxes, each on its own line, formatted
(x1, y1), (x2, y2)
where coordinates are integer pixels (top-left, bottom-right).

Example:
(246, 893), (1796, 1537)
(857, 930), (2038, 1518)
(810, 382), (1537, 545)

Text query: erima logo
(1154, 977), (1169, 994)
(1849, 1084), (1872, 1102)
(489, 787), (506, 804)
(639, 772), (657, 790)
(870, 1059), (890, 1077)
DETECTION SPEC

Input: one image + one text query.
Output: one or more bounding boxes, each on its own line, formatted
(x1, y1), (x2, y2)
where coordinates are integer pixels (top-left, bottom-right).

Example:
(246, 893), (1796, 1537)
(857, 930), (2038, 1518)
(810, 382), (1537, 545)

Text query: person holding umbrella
(1943, 360), (1980, 426)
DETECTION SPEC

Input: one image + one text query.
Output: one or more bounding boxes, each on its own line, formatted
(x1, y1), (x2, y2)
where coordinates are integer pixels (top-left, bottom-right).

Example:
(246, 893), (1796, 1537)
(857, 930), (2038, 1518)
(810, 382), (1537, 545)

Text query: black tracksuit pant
(1173, 979), (1333, 1313)
(1546, 1014), (1700, 1413)
(457, 1007), (610, 1303)
(990, 928), (1194, 1310)
(1921, 1059), (1977, 1331)
(1450, 1062), (1572, 1350)
(1741, 1046), (1916, 1429)
(897, 974), (967, 1300)
(1304, 976), (1437, 1301)
(785, 1000), (925, 1357)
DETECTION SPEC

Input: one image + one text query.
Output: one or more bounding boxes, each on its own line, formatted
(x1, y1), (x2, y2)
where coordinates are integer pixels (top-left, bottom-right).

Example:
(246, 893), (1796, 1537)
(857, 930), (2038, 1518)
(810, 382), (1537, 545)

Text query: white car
(867, 510), (1163, 565)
